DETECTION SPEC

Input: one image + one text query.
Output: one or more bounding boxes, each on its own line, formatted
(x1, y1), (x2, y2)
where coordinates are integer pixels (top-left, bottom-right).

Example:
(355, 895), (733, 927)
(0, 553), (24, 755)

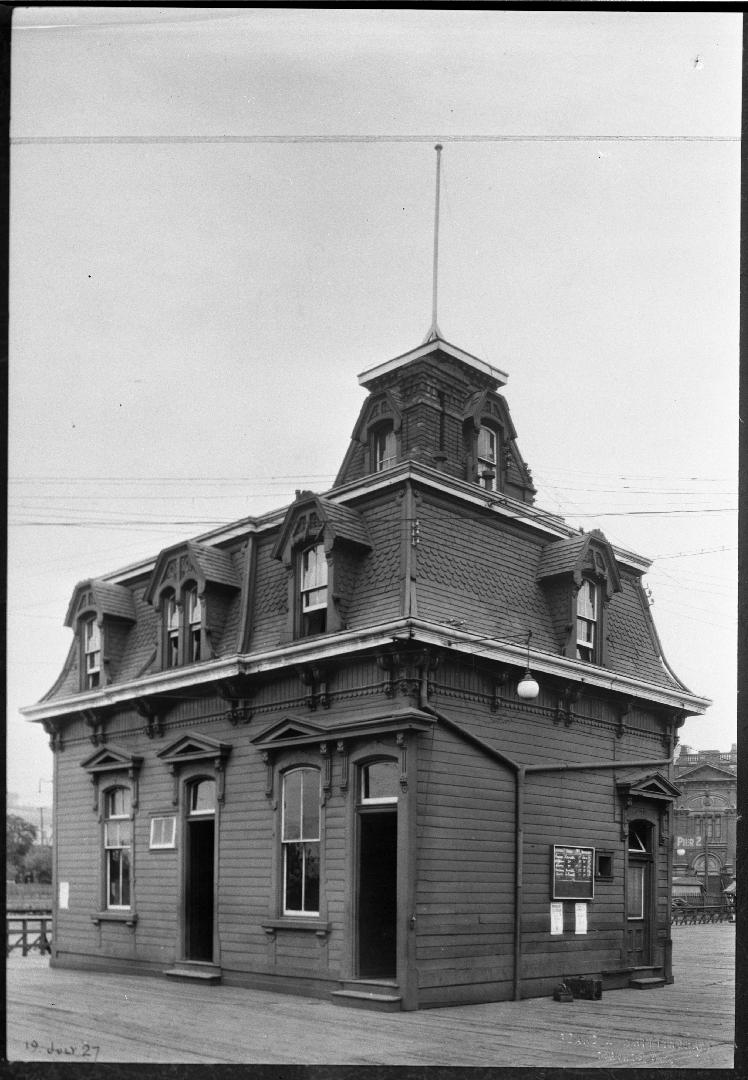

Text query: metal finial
(424, 143), (443, 343)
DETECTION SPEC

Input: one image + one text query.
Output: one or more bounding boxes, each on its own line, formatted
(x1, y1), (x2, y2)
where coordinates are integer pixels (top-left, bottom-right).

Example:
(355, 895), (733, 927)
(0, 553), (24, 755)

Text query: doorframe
(356, 803), (398, 978)
(624, 814), (657, 968)
(176, 769), (220, 965)
(346, 740), (419, 1009)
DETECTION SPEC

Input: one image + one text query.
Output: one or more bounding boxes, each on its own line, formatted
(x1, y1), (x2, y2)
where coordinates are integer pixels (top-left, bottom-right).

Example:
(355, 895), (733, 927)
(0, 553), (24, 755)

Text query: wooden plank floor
(6, 924), (735, 1066)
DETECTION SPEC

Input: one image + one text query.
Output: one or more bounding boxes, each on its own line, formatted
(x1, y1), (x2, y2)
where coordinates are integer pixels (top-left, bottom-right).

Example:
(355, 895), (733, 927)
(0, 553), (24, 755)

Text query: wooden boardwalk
(5, 924), (735, 1067)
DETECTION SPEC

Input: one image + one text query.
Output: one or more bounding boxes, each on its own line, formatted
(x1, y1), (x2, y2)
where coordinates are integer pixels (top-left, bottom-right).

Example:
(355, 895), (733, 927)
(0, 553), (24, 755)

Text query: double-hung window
(373, 426), (397, 472)
(282, 768), (320, 915)
(576, 579), (598, 662)
(104, 787), (132, 909)
(299, 544), (327, 637)
(186, 586), (202, 663)
(164, 592), (180, 668)
(83, 616), (101, 689)
(477, 425), (498, 490)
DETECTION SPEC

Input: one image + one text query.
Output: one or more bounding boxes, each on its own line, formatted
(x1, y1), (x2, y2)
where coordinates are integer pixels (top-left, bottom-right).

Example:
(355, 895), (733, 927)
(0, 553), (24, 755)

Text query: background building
(673, 742), (737, 904)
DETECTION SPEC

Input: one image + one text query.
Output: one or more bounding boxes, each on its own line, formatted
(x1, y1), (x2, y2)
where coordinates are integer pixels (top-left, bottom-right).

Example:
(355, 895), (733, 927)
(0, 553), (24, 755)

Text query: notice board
(552, 844), (594, 900)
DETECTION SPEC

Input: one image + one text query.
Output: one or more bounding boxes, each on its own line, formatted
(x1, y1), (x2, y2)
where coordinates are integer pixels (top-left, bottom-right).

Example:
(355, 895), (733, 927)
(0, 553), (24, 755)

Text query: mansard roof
(65, 578), (137, 627)
(145, 539), (241, 603)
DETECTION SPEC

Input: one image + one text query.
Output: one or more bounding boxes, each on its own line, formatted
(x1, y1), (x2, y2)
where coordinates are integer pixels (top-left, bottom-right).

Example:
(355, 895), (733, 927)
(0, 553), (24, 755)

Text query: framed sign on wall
(552, 844), (595, 900)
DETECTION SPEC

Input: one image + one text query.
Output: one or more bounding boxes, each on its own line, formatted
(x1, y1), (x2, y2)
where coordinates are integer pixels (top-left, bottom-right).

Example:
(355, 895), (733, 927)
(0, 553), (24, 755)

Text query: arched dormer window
(371, 423), (397, 473)
(185, 584), (203, 663)
(576, 578), (599, 662)
(82, 615), (102, 689)
(477, 424), (500, 491)
(163, 589), (180, 669)
(299, 543), (328, 637)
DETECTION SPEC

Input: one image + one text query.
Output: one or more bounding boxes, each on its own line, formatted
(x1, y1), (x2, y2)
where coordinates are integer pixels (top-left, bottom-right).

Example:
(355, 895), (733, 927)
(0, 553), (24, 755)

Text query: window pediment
(81, 744), (143, 776)
(537, 530), (621, 598)
(157, 733), (232, 767)
(145, 541), (240, 604)
(272, 494), (372, 567)
(65, 579), (136, 627)
(352, 390), (402, 443)
(617, 771), (681, 804)
(251, 715), (326, 748)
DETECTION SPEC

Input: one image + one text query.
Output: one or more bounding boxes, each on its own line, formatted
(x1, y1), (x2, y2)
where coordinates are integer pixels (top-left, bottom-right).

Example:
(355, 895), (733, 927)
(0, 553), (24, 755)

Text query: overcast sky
(8, 8), (741, 806)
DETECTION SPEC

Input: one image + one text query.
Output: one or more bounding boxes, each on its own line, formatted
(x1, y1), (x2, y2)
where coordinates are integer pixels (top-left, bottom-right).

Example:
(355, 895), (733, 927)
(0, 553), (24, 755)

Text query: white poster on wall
(58, 881), (69, 909)
(550, 901), (563, 935)
(575, 902), (588, 934)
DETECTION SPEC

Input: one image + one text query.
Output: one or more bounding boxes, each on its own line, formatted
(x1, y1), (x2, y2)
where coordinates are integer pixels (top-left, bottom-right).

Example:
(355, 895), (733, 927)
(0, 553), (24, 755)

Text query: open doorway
(185, 778), (215, 962)
(356, 760), (399, 979)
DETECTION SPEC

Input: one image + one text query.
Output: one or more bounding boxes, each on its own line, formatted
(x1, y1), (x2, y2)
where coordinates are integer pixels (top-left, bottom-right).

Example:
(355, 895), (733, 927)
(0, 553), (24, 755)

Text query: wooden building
(22, 336), (710, 1009)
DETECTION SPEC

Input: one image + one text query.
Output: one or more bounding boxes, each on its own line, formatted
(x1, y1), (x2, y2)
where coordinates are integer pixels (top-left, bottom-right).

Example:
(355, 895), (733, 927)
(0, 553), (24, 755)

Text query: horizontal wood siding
(415, 721), (515, 1005)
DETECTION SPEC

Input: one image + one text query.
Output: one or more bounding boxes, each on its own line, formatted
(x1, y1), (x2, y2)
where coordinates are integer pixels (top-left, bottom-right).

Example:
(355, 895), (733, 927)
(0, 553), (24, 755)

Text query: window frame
(371, 423), (397, 473)
(298, 543), (328, 638)
(477, 423), (499, 491)
(103, 785), (133, 911)
(149, 815), (177, 850)
(360, 759), (400, 805)
(575, 578), (600, 663)
(281, 766), (321, 917)
(82, 614), (102, 690)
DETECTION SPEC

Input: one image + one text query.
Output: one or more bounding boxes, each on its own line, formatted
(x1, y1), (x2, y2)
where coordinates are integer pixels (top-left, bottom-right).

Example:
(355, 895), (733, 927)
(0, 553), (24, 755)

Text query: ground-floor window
(282, 767), (320, 915)
(104, 786), (132, 908)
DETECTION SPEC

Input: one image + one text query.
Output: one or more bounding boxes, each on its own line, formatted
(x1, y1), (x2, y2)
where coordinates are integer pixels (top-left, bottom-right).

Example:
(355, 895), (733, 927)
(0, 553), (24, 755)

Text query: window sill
(261, 918), (330, 938)
(91, 911), (138, 927)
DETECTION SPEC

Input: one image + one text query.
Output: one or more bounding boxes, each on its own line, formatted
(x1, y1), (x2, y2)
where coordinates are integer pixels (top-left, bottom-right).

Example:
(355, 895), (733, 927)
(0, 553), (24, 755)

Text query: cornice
(22, 616), (710, 725)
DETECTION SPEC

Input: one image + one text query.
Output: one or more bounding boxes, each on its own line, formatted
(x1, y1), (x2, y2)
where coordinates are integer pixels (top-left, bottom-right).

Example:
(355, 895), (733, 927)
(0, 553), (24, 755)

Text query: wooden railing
(671, 904), (734, 926)
(6, 911), (52, 956)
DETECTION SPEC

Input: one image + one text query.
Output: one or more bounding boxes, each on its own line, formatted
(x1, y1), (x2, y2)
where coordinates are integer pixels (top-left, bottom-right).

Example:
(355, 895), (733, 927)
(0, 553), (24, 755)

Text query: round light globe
(517, 672), (539, 700)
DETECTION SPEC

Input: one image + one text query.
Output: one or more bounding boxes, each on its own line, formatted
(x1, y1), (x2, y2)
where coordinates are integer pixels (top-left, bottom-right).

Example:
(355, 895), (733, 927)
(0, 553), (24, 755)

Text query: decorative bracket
(135, 697), (164, 739)
(616, 700), (632, 740)
(320, 742), (332, 801)
(82, 708), (105, 746)
(42, 719), (63, 752)
(262, 751), (274, 800)
(396, 731), (409, 792)
(490, 669), (510, 714)
(554, 686), (580, 727)
(296, 664), (331, 711)
(336, 740), (349, 792)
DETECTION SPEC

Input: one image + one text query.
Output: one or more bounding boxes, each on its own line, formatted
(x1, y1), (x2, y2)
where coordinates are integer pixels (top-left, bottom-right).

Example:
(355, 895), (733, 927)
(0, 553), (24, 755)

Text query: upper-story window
(186, 586), (202, 663)
(477, 424), (499, 491)
(104, 786), (132, 909)
(161, 584), (204, 668)
(83, 616), (102, 689)
(372, 425), (397, 472)
(299, 543), (327, 637)
(576, 579), (599, 662)
(282, 767), (321, 915)
(164, 591), (180, 668)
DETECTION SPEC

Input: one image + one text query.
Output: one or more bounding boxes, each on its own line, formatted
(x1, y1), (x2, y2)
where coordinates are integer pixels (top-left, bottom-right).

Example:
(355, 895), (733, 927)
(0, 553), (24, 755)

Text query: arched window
(360, 760), (399, 804)
(82, 615), (101, 689)
(477, 424), (499, 491)
(299, 544), (327, 637)
(372, 425), (397, 472)
(163, 590), (180, 668)
(104, 787), (132, 909)
(282, 768), (320, 915)
(185, 585), (202, 664)
(188, 778), (216, 816)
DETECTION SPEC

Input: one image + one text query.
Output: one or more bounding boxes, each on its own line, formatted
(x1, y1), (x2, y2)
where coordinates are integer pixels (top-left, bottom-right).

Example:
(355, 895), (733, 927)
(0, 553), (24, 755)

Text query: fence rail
(6, 912), (52, 956)
(671, 905), (734, 926)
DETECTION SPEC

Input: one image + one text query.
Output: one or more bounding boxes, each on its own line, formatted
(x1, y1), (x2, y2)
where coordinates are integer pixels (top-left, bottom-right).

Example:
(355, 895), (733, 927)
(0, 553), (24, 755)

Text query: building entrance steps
(331, 978), (402, 1011)
(164, 961), (222, 984)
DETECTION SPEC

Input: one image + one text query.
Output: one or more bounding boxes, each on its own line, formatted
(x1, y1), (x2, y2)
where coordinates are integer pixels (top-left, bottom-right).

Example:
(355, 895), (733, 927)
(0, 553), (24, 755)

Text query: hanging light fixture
(516, 630), (540, 700)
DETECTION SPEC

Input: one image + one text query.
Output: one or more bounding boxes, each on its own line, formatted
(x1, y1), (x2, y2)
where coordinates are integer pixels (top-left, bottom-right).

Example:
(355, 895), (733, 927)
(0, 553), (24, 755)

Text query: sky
(8, 8), (741, 806)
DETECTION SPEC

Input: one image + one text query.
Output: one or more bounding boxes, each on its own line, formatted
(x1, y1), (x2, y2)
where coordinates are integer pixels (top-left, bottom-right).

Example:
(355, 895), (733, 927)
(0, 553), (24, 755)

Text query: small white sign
(575, 902), (588, 935)
(58, 881), (69, 909)
(550, 901), (563, 935)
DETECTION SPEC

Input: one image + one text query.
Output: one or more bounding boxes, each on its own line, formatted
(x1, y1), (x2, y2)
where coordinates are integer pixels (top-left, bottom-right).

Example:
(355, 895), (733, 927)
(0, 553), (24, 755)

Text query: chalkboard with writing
(552, 844), (595, 900)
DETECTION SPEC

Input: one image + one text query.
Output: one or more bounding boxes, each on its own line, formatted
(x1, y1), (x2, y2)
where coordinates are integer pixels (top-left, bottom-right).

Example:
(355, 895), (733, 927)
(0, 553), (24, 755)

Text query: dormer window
(186, 586), (202, 663)
(576, 579), (598, 662)
(373, 425), (397, 472)
(299, 543), (327, 637)
(477, 425), (499, 490)
(83, 616), (101, 689)
(164, 591), (180, 668)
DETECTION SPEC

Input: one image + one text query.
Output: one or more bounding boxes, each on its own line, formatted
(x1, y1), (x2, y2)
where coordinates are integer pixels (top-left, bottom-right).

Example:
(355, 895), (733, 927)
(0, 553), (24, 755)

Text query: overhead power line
(11, 134), (740, 146)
